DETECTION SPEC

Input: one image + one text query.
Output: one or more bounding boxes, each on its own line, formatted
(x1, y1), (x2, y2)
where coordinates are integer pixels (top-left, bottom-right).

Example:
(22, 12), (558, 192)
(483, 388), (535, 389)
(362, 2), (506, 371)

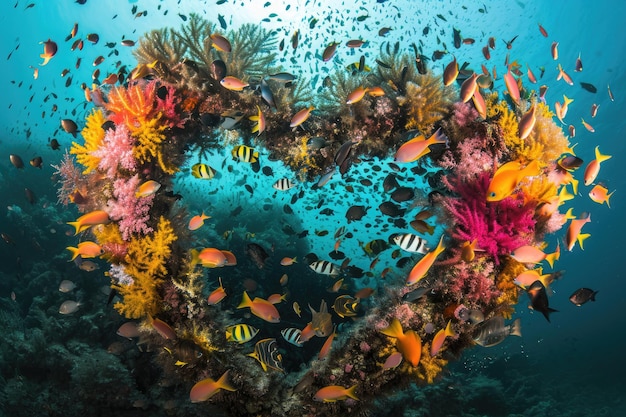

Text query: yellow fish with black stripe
(191, 163), (218, 180)
(225, 323), (259, 344)
(232, 145), (259, 163)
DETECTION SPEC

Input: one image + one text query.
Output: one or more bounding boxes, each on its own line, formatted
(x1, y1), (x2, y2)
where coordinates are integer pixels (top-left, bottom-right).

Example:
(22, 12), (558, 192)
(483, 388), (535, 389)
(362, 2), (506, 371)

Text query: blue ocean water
(1, 1), (625, 416)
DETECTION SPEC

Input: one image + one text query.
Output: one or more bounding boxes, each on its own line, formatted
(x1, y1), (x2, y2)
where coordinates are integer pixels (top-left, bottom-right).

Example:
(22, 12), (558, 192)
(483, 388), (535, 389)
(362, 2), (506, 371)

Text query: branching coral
(440, 172), (536, 261)
(113, 217), (177, 319)
(397, 74), (455, 134)
(70, 109), (106, 174)
(133, 27), (183, 67)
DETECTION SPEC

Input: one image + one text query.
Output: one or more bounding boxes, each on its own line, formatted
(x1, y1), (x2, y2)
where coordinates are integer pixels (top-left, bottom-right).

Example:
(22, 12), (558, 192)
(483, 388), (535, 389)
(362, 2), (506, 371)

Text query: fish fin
(606, 190), (615, 208)
(444, 319), (456, 337)
(510, 318), (522, 337)
(237, 291), (252, 309)
(577, 233), (591, 250)
(66, 246), (80, 261)
(345, 384), (359, 401)
(216, 370), (237, 392)
(594, 146), (612, 163)
(591, 291), (598, 302)
(380, 318), (403, 338)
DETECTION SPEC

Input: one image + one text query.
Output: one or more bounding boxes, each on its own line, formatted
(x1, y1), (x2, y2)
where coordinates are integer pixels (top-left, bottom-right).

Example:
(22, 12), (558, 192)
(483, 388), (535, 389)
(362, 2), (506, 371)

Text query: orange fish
(290, 106), (315, 128)
(280, 256), (297, 266)
(518, 104), (537, 139)
(367, 86), (385, 97)
(238, 291), (280, 323)
(194, 247), (228, 268)
(555, 95), (574, 123)
(380, 318), (422, 366)
(503, 67), (520, 104)
(346, 86), (368, 104)
(510, 243), (560, 268)
(66, 241), (104, 260)
(314, 385), (358, 403)
(405, 235), (445, 286)
(430, 320), (456, 356)
(207, 277), (227, 305)
(135, 180), (161, 198)
(189, 371), (236, 403)
(150, 316), (177, 340)
(442, 56), (459, 86)
(267, 293), (287, 305)
(67, 210), (110, 234)
(486, 159), (541, 202)
(188, 212), (210, 231)
(551, 41), (559, 60)
(527, 65), (537, 84)
(583, 146), (611, 186)
(565, 213), (591, 251)
(40, 39), (58, 65)
(459, 72), (478, 103)
(471, 88), (486, 119)
(221, 250), (237, 266)
(557, 63), (573, 86)
(394, 128), (448, 163)
(581, 117), (595, 133)
(220, 76), (249, 91)
(588, 184), (615, 207)
(318, 326), (336, 360)
(513, 268), (558, 292)
(538, 23), (548, 37)
(460, 239), (478, 262)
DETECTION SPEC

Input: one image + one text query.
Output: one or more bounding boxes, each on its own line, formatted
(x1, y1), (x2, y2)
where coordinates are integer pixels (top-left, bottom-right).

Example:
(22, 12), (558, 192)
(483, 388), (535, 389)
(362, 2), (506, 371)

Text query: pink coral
(106, 174), (154, 240)
(451, 102), (479, 127)
(155, 83), (185, 129)
(439, 136), (496, 181)
(93, 124), (137, 176)
(52, 151), (85, 205)
(440, 172), (536, 262)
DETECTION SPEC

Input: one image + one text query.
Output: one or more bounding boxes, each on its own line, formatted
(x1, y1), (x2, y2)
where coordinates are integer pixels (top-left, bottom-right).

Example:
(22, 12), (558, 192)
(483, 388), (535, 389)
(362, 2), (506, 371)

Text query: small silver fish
(59, 300), (81, 314)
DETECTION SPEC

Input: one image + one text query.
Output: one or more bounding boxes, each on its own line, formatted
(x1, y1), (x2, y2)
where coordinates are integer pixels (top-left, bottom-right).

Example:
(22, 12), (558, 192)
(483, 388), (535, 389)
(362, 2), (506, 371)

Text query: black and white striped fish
(309, 260), (340, 276)
(273, 178), (296, 191)
(393, 233), (429, 254)
(280, 327), (304, 347)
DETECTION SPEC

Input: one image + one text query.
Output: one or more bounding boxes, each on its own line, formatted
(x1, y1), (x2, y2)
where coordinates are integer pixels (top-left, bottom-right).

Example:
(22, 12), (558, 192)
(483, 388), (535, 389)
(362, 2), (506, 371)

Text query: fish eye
(489, 192), (496, 197)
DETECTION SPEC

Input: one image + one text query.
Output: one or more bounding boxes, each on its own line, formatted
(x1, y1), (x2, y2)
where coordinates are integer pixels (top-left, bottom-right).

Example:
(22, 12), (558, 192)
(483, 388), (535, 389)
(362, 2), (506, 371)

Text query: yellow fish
(486, 160), (541, 202)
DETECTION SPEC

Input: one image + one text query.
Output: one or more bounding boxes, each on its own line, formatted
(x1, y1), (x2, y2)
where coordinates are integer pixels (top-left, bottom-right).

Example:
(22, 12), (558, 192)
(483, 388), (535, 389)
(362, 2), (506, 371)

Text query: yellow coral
(521, 175), (558, 205)
(113, 217), (178, 319)
(284, 136), (320, 181)
(70, 109), (106, 173)
(416, 343), (447, 384)
(91, 223), (126, 262)
(397, 74), (454, 134)
(179, 322), (221, 355)
(130, 116), (177, 174)
(495, 258), (525, 313)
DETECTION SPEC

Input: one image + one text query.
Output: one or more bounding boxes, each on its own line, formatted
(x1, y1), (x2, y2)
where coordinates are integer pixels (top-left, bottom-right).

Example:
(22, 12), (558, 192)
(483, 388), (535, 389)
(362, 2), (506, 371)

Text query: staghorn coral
(397, 74), (455, 134)
(70, 109), (106, 174)
(113, 217), (177, 319)
(133, 27), (183, 67)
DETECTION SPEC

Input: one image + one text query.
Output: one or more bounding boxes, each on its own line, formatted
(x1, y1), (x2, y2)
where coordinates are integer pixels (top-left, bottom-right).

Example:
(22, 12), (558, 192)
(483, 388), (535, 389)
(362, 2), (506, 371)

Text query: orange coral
(495, 258), (525, 314)
(113, 217), (178, 319)
(397, 74), (454, 134)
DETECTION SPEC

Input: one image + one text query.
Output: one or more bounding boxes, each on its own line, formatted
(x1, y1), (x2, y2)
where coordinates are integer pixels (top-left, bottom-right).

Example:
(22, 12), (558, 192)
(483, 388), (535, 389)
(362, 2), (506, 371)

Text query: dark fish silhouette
(246, 243), (269, 269)
(527, 280), (557, 322)
(569, 288), (598, 306)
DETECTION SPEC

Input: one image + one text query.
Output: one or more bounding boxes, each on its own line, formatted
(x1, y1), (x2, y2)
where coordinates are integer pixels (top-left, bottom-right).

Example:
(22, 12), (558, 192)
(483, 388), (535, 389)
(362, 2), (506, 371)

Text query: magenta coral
(106, 174), (154, 240)
(440, 172), (536, 262)
(155, 83), (186, 129)
(93, 124), (137, 176)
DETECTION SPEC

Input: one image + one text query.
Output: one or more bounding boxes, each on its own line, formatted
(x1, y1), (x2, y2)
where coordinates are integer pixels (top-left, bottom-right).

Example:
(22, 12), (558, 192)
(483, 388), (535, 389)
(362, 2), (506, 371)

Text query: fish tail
(434, 235), (446, 257)
(237, 291), (253, 309)
(216, 370), (237, 392)
(594, 146), (612, 163)
(66, 246), (80, 261)
(67, 221), (81, 235)
(380, 318), (404, 339)
(511, 318), (522, 337)
(522, 159), (541, 178)
(577, 233), (591, 250)
(429, 127), (448, 146)
(545, 243), (560, 268)
(345, 384), (359, 401)
(562, 94), (573, 106)
(444, 319), (456, 337)
(606, 190), (615, 208)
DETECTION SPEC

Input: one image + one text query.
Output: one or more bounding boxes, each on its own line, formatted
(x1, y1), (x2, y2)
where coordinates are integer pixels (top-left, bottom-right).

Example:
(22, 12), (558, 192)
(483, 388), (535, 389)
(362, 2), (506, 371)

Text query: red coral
(444, 261), (501, 305)
(155, 83), (186, 129)
(440, 172), (536, 262)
